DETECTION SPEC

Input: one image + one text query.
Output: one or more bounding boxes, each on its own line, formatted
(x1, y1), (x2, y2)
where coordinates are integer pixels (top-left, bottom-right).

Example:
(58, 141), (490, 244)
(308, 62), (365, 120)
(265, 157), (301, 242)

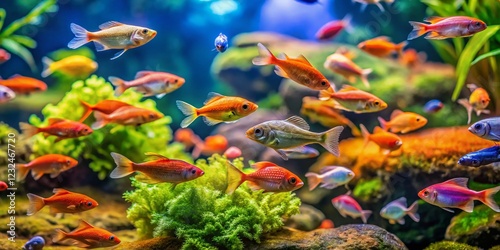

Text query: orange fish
(0, 75), (47, 95)
(408, 16), (487, 40)
(109, 152), (204, 186)
(399, 49), (426, 68)
(53, 220), (121, 248)
(17, 154), (78, 181)
(357, 36), (407, 58)
(192, 134), (228, 158)
(91, 105), (163, 129)
(378, 109), (428, 134)
(78, 99), (132, 122)
(27, 188), (98, 215)
(109, 71), (185, 98)
(20, 118), (93, 142)
(252, 43), (330, 90)
(226, 161), (304, 194)
(319, 86), (387, 113)
(458, 84), (490, 124)
(176, 92), (258, 128)
(360, 124), (402, 155)
(323, 50), (372, 88)
(174, 128), (202, 149)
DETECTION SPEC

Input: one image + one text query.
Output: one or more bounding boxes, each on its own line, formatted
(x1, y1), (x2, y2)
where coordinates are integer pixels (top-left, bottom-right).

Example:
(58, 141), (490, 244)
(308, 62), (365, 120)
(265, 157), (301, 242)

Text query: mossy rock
(352, 178), (386, 202)
(424, 241), (479, 250)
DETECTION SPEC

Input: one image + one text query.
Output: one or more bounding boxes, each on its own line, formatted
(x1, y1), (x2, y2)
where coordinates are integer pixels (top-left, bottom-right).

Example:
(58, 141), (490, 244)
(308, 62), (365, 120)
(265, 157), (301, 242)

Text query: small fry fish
(0, 181), (7, 191)
(214, 33), (228, 53)
(53, 220), (121, 248)
(226, 161), (303, 194)
(23, 236), (45, 250)
(246, 116), (344, 160)
(319, 86), (387, 113)
(408, 16), (487, 40)
(282, 146), (319, 159)
(357, 36), (407, 58)
(192, 134), (228, 158)
(109, 70), (185, 98)
(380, 197), (419, 225)
(0, 75), (47, 95)
(0, 49), (11, 64)
(332, 193), (372, 223)
(360, 124), (402, 155)
(20, 118), (93, 142)
(418, 177), (500, 213)
(27, 188), (98, 215)
(305, 166), (354, 191)
(68, 21), (157, 60)
(41, 55), (98, 78)
(458, 84), (490, 124)
(109, 152), (204, 185)
(0, 85), (15, 103)
(91, 105), (163, 129)
(378, 109), (427, 134)
(468, 117), (500, 141)
(315, 14), (352, 40)
(17, 154), (78, 181)
(458, 145), (500, 167)
(323, 50), (372, 88)
(223, 146), (242, 159)
(399, 49), (426, 68)
(423, 99), (444, 114)
(78, 99), (132, 122)
(176, 92), (258, 128)
(252, 43), (330, 90)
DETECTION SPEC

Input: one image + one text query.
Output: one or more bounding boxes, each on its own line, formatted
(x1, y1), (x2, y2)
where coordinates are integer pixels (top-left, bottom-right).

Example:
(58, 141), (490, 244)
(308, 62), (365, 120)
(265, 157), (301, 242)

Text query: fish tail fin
(16, 164), (30, 181)
(407, 21), (428, 40)
(305, 172), (322, 191)
(342, 14), (354, 34)
(108, 76), (128, 96)
(361, 210), (372, 224)
(52, 229), (68, 243)
(19, 122), (39, 138)
(321, 126), (344, 157)
(318, 89), (333, 101)
(396, 41), (408, 57)
(176, 100), (199, 128)
(225, 161), (246, 194)
(457, 98), (473, 124)
(377, 117), (388, 131)
(68, 23), (90, 49)
(91, 111), (109, 130)
(41, 57), (54, 78)
(407, 201), (420, 222)
(252, 43), (276, 66)
(191, 141), (204, 158)
(348, 122), (362, 137)
(109, 152), (135, 178)
(360, 124), (370, 148)
(360, 68), (372, 88)
(78, 99), (94, 122)
(479, 186), (500, 212)
(26, 193), (45, 216)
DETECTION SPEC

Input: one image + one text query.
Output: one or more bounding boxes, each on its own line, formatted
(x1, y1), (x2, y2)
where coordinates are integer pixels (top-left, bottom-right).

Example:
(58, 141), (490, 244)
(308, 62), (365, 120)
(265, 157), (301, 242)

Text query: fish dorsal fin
(48, 118), (66, 125)
(373, 36), (391, 41)
(144, 152), (170, 160)
(443, 178), (468, 187)
(53, 188), (70, 195)
(99, 21), (124, 30)
(285, 116), (310, 130)
(204, 92), (225, 105)
(9, 74), (21, 79)
(296, 55), (313, 66)
(135, 71), (156, 79)
(423, 16), (446, 24)
(466, 83), (478, 92)
(373, 126), (384, 133)
(277, 53), (289, 60)
(392, 197), (407, 207)
(72, 220), (94, 233)
(390, 109), (404, 120)
(320, 166), (339, 174)
(338, 85), (358, 92)
(251, 161), (277, 170)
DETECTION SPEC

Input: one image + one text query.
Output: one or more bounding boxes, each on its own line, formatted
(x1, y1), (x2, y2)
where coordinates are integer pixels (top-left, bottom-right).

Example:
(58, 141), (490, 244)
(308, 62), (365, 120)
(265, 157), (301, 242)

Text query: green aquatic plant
(28, 75), (179, 179)
(352, 178), (384, 202)
(424, 241), (479, 250)
(124, 154), (301, 250)
(0, 0), (58, 71)
(446, 205), (498, 237)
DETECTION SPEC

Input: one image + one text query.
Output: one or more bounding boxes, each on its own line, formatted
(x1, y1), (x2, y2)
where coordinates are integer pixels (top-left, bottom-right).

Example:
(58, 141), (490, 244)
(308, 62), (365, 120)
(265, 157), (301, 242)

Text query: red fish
(27, 188), (98, 215)
(53, 220), (121, 248)
(109, 71), (185, 98)
(0, 49), (11, 64)
(226, 161), (304, 194)
(360, 124), (402, 155)
(78, 99), (132, 122)
(0, 181), (8, 191)
(408, 16), (487, 40)
(0, 75), (47, 95)
(91, 106), (163, 129)
(315, 14), (352, 40)
(20, 118), (93, 142)
(418, 178), (500, 213)
(17, 154), (78, 181)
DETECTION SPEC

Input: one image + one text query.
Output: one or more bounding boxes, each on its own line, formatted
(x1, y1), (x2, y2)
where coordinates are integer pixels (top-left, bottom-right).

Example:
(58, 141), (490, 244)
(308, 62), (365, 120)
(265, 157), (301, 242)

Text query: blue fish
(23, 236), (45, 250)
(469, 117), (500, 142)
(423, 99), (444, 114)
(214, 33), (228, 53)
(458, 145), (500, 167)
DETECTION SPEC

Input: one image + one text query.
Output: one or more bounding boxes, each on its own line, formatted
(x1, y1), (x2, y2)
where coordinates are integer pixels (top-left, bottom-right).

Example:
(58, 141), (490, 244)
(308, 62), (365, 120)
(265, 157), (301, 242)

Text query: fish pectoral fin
(461, 200), (474, 213)
(397, 218), (405, 225)
(156, 93), (167, 99)
(31, 170), (44, 181)
(135, 173), (162, 184)
(110, 49), (127, 60)
(275, 149), (289, 160)
(441, 207), (455, 213)
(202, 116), (223, 126)
(424, 31), (447, 40)
(274, 66), (289, 78)
(93, 41), (109, 51)
(388, 219), (396, 224)
(66, 205), (76, 210)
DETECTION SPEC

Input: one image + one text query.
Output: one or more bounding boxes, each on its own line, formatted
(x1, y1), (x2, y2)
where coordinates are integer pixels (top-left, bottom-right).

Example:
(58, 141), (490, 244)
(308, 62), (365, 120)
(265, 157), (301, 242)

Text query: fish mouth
(245, 128), (253, 139)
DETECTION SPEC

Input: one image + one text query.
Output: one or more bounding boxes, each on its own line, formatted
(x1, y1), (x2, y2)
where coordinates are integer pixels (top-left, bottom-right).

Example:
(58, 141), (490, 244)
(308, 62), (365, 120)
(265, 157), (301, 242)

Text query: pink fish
(408, 16), (487, 40)
(315, 15), (352, 40)
(331, 193), (372, 223)
(109, 71), (185, 98)
(223, 146), (242, 159)
(418, 178), (500, 213)
(0, 49), (11, 64)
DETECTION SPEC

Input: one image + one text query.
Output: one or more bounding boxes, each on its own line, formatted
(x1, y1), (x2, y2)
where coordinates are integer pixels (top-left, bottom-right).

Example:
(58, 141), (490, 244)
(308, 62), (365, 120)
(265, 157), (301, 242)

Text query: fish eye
(109, 236), (115, 241)
(474, 123), (483, 130)
(320, 80), (327, 86)
(66, 160), (71, 165)
(242, 104), (249, 110)
(472, 159), (480, 166)
(83, 128), (89, 132)
(87, 202), (92, 206)
(475, 21), (482, 27)
(174, 79), (178, 83)
(423, 190), (429, 196)
(374, 101), (380, 105)
(142, 29), (148, 34)
(149, 114), (156, 119)
(191, 169), (196, 174)
(254, 128), (263, 136)
(289, 177), (296, 184)
(3, 92), (8, 97)
(416, 118), (420, 122)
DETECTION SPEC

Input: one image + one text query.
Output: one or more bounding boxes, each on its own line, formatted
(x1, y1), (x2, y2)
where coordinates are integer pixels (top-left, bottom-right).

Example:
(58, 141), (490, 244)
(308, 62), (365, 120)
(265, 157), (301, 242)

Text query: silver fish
(469, 117), (500, 141)
(380, 197), (420, 225)
(305, 166), (354, 191)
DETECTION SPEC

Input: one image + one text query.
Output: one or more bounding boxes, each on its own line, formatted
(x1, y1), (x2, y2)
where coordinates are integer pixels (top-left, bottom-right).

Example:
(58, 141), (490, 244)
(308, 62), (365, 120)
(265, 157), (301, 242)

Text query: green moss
(424, 241), (479, 250)
(447, 205), (497, 237)
(257, 92), (284, 110)
(124, 154), (301, 250)
(352, 178), (384, 202)
(28, 75), (186, 179)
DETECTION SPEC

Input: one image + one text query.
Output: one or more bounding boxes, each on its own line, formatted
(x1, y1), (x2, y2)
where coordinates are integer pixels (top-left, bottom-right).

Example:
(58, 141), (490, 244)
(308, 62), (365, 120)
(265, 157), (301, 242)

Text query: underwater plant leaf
(429, 40), (457, 65)
(1, 38), (36, 71)
(470, 48), (500, 66)
(10, 34), (37, 48)
(1, 0), (57, 37)
(469, 0), (478, 13)
(0, 9), (6, 31)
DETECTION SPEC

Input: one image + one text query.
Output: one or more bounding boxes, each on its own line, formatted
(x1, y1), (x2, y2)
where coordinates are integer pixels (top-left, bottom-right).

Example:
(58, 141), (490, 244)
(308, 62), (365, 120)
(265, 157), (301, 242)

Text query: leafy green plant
(0, 0), (57, 71)
(124, 154), (301, 250)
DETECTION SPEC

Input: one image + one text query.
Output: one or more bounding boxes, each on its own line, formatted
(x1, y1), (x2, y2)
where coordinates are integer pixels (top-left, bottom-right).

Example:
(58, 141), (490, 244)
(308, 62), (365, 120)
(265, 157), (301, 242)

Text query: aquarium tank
(1, 0), (500, 249)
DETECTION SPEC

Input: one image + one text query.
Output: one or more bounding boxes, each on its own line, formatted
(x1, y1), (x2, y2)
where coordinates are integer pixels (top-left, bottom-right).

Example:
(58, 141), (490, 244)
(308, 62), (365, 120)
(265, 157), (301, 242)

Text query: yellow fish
(458, 84), (490, 124)
(41, 55), (98, 78)
(378, 109), (427, 134)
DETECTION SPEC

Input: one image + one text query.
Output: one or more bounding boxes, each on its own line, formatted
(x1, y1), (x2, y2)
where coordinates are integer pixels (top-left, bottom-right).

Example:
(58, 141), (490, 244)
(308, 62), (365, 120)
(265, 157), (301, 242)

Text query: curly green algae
(124, 154), (301, 250)
(27, 75), (185, 179)
(352, 178), (384, 202)
(424, 241), (479, 250)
